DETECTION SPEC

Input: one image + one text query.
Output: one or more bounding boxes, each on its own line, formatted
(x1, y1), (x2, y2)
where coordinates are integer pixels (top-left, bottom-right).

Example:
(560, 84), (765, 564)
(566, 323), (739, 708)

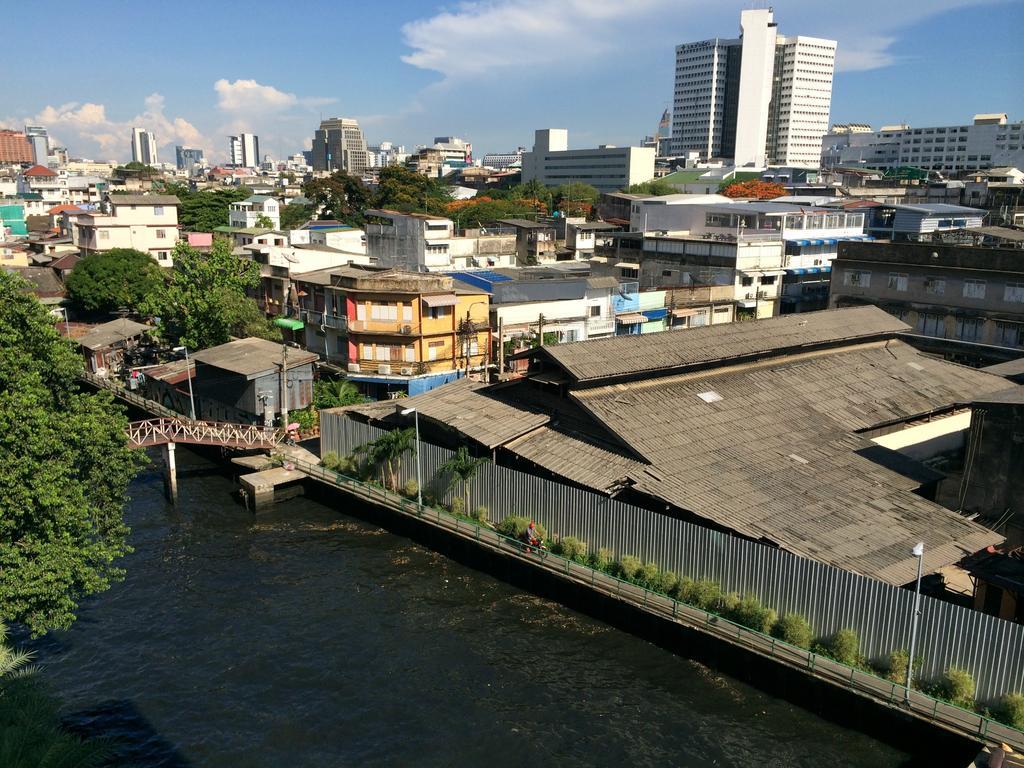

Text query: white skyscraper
(670, 9), (835, 168)
(25, 125), (49, 165)
(227, 133), (260, 167)
(228, 135), (243, 166)
(130, 127), (158, 166)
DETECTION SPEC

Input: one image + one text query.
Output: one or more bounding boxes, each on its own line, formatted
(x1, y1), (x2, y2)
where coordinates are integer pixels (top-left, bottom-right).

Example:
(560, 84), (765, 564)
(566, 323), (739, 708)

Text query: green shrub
(402, 478), (419, 498)
(617, 555), (643, 581)
(717, 591), (741, 616)
(496, 515), (545, 541)
(670, 576), (694, 601)
(997, 693), (1024, 730)
(731, 595), (776, 634)
(321, 451), (340, 471)
(939, 667), (976, 709)
(557, 536), (588, 563)
(450, 497), (466, 517)
(884, 648), (924, 687)
(637, 561), (660, 589)
(589, 547), (614, 572)
(653, 570), (678, 595)
(773, 613), (813, 649)
(828, 628), (862, 667)
(472, 505), (489, 523)
(689, 579), (722, 611)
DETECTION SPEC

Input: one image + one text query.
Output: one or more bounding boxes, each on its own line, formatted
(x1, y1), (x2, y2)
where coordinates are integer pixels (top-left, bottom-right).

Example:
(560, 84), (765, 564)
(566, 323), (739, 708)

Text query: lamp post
(173, 346), (196, 421)
(51, 306), (71, 337)
(905, 542), (925, 704)
(400, 406), (422, 506)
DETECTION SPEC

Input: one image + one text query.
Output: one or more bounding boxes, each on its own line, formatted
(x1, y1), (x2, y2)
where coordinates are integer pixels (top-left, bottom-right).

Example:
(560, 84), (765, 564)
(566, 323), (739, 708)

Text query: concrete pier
(238, 466), (307, 512)
(162, 442), (177, 503)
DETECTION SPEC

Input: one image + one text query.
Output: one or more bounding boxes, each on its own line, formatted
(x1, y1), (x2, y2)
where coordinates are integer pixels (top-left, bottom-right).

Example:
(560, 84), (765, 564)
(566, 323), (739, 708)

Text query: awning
(421, 293), (457, 308)
(671, 308), (699, 318)
(642, 307), (669, 320)
(795, 239), (809, 246)
(808, 239), (823, 245)
(615, 262), (640, 269)
(616, 313), (648, 324)
(821, 265), (832, 272)
(807, 267), (821, 274)
(274, 318), (304, 331)
(788, 268), (807, 275)
(824, 238), (837, 245)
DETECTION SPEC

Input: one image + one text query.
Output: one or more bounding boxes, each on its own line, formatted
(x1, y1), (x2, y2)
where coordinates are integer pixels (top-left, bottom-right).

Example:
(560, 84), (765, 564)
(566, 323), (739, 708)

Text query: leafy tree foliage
(355, 428), (415, 490)
(720, 179), (786, 200)
(304, 171), (373, 226)
(313, 379), (366, 409)
(65, 248), (164, 315)
(140, 238), (278, 349)
(0, 271), (144, 636)
(280, 202), (314, 230)
(164, 182), (252, 231)
(445, 197), (539, 228)
(552, 182), (599, 217)
(625, 179), (678, 196)
(254, 214), (275, 229)
(372, 165), (451, 212)
(436, 446), (488, 512)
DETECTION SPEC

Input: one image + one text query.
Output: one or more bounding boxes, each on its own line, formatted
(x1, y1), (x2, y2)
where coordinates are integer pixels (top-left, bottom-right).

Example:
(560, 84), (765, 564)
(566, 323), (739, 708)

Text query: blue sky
(2, 0), (1021, 163)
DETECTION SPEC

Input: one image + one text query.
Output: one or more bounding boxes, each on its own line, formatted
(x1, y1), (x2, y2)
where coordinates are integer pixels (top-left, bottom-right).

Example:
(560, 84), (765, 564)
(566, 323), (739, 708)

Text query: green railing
(289, 457), (1024, 749)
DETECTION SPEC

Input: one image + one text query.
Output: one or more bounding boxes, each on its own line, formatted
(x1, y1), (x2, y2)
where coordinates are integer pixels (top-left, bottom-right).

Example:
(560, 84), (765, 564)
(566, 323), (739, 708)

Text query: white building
(25, 125), (48, 166)
(72, 195), (180, 266)
(228, 195), (280, 230)
(628, 193), (734, 232)
(366, 141), (408, 168)
(431, 136), (472, 165)
(365, 209), (517, 271)
(520, 129), (656, 192)
(130, 127), (158, 166)
(821, 114), (1024, 175)
(227, 133), (260, 168)
(482, 148), (525, 169)
(670, 9), (835, 168)
(18, 166), (105, 209)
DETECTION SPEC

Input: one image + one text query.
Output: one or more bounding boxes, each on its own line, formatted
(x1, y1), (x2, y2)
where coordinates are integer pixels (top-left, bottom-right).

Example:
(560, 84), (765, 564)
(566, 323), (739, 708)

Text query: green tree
(280, 202), (314, 230)
(552, 182), (599, 217)
(254, 213), (274, 229)
(626, 179), (677, 196)
(65, 248), (164, 314)
(304, 171), (372, 226)
(165, 182), (252, 231)
(140, 237), (269, 349)
(356, 428), (415, 490)
(0, 271), (144, 636)
(313, 379), (365, 409)
(436, 446), (488, 512)
(372, 165), (451, 212)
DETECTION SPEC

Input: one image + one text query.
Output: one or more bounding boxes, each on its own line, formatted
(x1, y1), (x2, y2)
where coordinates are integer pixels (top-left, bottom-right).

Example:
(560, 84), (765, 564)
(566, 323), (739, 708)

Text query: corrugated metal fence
(322, 414), (1024, 702)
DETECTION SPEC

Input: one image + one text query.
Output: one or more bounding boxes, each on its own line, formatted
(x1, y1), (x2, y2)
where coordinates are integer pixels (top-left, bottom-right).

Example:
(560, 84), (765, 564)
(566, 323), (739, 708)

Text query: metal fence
(321, 414), (1024, 702)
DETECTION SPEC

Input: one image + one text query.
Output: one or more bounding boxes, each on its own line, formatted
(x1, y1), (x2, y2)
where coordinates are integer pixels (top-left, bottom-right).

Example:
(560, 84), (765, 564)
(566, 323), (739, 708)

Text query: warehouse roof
(193, 337), (317, 378)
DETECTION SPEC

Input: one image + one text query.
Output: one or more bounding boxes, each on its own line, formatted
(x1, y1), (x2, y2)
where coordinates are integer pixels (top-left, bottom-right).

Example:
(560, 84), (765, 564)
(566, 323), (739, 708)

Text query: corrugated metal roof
(193, 337), (317, 377)
(77, 319), (151, 350)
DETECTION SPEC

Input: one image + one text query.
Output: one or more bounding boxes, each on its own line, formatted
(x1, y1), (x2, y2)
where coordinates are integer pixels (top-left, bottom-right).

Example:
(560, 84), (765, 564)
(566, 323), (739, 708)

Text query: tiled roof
(533, 306), (908, 384)
(24, 165), (57, 177)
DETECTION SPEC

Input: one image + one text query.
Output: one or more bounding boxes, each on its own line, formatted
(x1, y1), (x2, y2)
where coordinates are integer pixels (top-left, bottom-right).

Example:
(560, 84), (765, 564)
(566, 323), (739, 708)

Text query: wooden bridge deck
(126, 418), (278, 450)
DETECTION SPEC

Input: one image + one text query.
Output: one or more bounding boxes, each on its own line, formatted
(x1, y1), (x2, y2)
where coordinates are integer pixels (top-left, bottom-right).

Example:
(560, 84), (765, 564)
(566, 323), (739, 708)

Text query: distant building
(431, 136), (472, 165)
(365, 209), (517, 271)
(130, 127), (158, 166)
(228, 133), (260, 168)
(482, 147), (524, 170)
(24, 125), (48, 165)
(0, 129), (34, 164)
(72, 194), (180, 266)
(17, 165), (105, 209)
(520, 129), (655, 192)
(821, 115), (1024, 175)
(367, 141), (407, 168)
(228, 195), (281, 230)
(175, 146), (205, 172)
(670, 8), (836, 168)
(311, 118), (370, 174)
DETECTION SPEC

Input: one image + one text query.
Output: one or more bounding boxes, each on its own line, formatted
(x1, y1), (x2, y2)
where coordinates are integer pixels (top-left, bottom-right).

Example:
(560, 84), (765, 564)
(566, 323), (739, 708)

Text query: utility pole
(280, 343), (289, 429)
(537, 313), (545, 347)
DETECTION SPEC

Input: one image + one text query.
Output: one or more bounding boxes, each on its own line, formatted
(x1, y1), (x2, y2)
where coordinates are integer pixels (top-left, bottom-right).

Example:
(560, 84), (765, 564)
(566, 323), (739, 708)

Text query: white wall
(734, 9), (777, 167)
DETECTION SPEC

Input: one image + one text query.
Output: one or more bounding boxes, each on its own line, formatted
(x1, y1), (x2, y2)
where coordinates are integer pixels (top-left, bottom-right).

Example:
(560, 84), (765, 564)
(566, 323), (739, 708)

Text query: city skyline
(1, 0), (1020, 163)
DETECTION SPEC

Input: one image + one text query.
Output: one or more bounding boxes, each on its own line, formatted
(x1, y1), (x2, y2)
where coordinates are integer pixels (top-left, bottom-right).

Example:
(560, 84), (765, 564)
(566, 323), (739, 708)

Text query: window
(955, 316), (984, 342)
(843, 270), (870, 287)
(662, 270), (673, 277)
(590, 305), (602, 317)
(405, 345), (415, 362)
(996, 322), (1024, 348)
(468, 337), (481, 354)
(428, 340), (444, 361)
(371, 303), (398, 321)
(98, 230), (109, 240)
(375, 345), (392, 361)
(1005, 282), (1024, 303)
(156, 229), (166, 239)
(620, 267), (638, 279)
(887, 272), (908, 292)
(402, 305), (413, 322)
(741, 276), (753, 287)
(356, 303), (367, 322)
(917, 313), (945, 337)
(759, 275), (776, 286)
(153, 206), (164, 215)
(924, 277), (945, 295)
(430, 306), (450, 320)
(963, 279), (986, 299)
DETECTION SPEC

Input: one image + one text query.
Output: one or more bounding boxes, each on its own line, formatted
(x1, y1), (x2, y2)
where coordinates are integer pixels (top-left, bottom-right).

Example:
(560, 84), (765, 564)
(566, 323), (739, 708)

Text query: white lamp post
(905, 541), (925, 703)
(400, 406), (422, 506)
(173, 346), (197, 421)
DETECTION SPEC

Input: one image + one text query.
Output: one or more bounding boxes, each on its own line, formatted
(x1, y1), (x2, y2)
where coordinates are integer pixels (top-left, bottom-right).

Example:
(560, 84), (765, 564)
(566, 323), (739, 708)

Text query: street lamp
(50, 306), (71, 337)
(173, 345), (197, 421)
(905, 542), (925, 703)
(400, 406), (422, 507)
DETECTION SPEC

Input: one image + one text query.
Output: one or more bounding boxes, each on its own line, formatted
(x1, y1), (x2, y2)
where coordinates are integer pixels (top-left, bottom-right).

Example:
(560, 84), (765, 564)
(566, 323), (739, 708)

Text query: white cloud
(214, 78), (336, 113)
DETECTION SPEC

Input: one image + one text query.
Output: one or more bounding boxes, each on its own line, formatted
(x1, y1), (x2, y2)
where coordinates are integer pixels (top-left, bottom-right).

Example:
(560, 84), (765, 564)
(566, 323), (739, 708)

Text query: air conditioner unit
(347, 363), (361, 373)
(399, 367), (413, 376)
(400, 325), (413, 335)
(378, 363), (392, 375)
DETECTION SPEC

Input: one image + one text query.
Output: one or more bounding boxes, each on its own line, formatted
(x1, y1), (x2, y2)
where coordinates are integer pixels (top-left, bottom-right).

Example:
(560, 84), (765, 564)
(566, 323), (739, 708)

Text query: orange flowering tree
(720, 180), (787, 200)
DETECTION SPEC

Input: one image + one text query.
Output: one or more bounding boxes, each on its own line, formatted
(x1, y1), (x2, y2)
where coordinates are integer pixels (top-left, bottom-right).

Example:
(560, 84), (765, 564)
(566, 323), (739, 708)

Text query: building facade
(24, 125), (49, 165)
(670, 8), (835, 168)
(365, 209), (516, 271)
(175, 146), (205, 172)
(72, 194), (180, 265)
(228, 133), (260, 168)
(130, 127), (158, 166)
(312, 118), (370, 175)
(228, 195), (281, 230)
(482, 148), (525, 169)
(0, 129), (34, 164)
(821, 114), (1024, 175)
(520, 129), (655, 192)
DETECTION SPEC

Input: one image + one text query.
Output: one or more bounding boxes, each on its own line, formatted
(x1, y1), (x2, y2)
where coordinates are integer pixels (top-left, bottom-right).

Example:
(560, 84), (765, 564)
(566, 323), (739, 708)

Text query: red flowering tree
(721, 180), (787, 200)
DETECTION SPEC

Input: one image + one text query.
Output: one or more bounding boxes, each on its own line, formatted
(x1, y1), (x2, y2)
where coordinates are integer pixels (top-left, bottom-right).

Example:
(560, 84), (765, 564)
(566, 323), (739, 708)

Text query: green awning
(274, 318), (304, 331)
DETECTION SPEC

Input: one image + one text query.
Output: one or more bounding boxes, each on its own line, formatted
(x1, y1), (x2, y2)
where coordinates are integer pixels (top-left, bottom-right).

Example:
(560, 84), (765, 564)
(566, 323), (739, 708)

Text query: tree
(280, 202), (314, 230)
(372, 165), (451, 212)
(0, 271), (144, 636)
(165, 182), (252, 231)
(254, 214), (274, 229)
(140, 237), (270, 349)
(65, 248), (164, 314)
(626, 179), (677, 196)
(313, 379), (365, 409)
(436, 446), (488, 513)
(304, 171), (372, 226)
(552, 182), (599, 217)
(356, 428), (415, 490)
(720, 179), (786, 200)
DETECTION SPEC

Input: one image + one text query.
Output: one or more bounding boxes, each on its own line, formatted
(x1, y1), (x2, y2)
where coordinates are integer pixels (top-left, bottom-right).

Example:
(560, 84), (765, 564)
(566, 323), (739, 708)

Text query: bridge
(127, 418), (279, 450)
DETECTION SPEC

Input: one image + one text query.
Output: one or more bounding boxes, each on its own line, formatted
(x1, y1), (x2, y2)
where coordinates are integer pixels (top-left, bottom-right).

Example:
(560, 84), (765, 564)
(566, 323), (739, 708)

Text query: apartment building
(670, 9), (836, 167)
(130, 127), (158, 166)
(18, 165), (105, 209)
(520, 129), (655, 192)
(228, 133), (260, 168)
(482, 148), (524, 169)
(25, 125), (48, 165)
(821, 114), (1024, 175)
(0, 129), (33, 164)
(311, 117), (370, 174)
(829, 240), (1024, 356)
(229, 195), (281, 230)
(291, 267), (490, 398)
(72, 194), (180, 265)
(365, 209), (516, 271)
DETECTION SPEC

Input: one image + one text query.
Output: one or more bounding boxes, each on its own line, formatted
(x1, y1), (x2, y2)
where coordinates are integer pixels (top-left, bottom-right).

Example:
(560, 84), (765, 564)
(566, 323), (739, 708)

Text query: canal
(34, 450), (918, 766)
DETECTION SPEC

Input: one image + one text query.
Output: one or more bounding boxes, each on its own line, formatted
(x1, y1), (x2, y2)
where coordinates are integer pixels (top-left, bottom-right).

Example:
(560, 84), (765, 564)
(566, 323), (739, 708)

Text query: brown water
(31, 450), (917, 766)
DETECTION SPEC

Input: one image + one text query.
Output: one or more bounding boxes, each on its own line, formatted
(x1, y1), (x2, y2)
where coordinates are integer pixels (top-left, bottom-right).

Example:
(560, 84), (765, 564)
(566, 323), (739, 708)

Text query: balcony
(303, 309), (348, 331)
(347, 319), (419, 335)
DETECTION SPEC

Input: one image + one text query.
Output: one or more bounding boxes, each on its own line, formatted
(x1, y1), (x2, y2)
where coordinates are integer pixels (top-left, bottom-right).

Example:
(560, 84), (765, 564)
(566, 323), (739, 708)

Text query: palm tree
(357, 428), (416, 490)
(314, 379), (364, 409)
(0, 622), (34, 680)
(437, 446), (488, 512)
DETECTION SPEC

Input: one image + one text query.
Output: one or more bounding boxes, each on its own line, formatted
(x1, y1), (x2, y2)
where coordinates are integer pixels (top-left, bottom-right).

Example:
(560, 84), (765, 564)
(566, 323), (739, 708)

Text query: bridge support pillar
(162, 442), (178, 503)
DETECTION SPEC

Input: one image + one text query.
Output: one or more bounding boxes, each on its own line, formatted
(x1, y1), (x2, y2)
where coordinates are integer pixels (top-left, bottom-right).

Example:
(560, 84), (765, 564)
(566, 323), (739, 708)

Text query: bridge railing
(126, 418), (280, 449)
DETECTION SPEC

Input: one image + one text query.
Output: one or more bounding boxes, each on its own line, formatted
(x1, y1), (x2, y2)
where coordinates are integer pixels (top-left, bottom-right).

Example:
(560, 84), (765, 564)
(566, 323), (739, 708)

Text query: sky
(2, 0), (1021, 164)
